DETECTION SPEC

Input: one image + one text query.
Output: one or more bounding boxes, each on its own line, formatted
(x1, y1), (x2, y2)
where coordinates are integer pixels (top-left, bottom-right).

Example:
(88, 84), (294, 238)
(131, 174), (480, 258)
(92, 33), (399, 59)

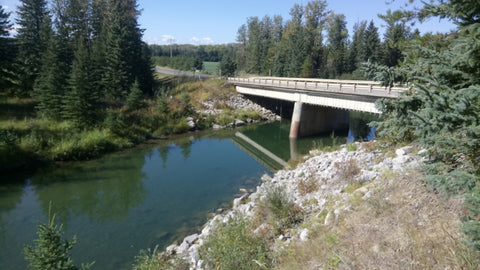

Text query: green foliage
(24, 210), (93, 270)
(199, 218), (271, 270)
(132, 246), (189, 270)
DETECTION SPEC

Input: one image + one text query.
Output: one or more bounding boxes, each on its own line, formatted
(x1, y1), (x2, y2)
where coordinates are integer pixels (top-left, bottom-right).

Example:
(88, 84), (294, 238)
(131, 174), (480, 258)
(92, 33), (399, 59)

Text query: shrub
(199, 218), (271, 270)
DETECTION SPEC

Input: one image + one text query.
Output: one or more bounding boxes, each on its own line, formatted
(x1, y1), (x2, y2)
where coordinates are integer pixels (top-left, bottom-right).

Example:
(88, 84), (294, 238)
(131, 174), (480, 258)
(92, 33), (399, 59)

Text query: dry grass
(276, 170), (479, 269)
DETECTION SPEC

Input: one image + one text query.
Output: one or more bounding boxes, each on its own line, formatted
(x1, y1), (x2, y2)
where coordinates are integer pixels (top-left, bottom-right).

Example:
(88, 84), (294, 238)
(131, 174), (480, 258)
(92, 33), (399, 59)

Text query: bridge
(227, 77), (406, 138)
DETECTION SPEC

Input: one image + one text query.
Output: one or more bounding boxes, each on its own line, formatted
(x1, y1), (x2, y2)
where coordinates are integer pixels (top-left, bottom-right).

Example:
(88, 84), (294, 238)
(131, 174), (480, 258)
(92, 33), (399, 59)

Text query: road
(154, 67), (215, 80)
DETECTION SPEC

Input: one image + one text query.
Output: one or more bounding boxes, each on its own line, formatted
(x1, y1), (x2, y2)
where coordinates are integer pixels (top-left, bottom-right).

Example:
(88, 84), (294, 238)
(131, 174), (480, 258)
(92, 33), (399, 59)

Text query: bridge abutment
(289, 102), (349, 139)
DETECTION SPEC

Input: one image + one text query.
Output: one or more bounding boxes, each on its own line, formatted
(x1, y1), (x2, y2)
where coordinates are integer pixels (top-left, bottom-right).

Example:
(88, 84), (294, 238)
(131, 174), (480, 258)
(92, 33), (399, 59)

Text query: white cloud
(143, 35), (177, 45)
(189, 37), (214, 45)
(143, 35), (215, 45)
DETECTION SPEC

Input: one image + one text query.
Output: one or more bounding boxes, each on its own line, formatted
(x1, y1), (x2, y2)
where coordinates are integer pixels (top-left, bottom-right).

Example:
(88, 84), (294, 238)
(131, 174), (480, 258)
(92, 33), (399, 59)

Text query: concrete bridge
(227, 77), (406, 138)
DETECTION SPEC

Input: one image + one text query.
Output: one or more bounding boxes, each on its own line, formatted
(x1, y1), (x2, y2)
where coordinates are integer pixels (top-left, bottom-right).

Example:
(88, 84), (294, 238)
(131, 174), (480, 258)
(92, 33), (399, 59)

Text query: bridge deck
(227, 77), (406, 98)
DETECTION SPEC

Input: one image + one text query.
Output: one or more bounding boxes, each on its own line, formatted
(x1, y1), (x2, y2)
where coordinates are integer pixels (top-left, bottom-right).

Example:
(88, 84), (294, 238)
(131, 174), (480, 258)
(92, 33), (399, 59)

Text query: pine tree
(346, 20), (367, 73)
(370, 0), (480, 250)
(24, 211), (93, 270)
(33, 14), (67, 119)
(362, 21), (382, 63)
(125, 79), (145, 111)
(327, 13), (348, 78)
(15, 0), (50, 96)
(219, 52), (237, 77)
(101, 0), (152, 101)
(0, 5), (16, 92)
(63, 40), (98, 127)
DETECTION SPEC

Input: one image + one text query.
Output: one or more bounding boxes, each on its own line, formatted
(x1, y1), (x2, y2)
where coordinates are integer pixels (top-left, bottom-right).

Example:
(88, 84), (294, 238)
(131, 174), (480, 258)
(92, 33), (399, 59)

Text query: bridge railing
(227, 77), (407, 98)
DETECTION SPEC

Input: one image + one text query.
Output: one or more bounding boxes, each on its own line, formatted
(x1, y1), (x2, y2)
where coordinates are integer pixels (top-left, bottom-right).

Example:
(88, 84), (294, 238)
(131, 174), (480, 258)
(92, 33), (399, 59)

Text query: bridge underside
(237, 86), (370, 138)
(236, 86), (380, 114)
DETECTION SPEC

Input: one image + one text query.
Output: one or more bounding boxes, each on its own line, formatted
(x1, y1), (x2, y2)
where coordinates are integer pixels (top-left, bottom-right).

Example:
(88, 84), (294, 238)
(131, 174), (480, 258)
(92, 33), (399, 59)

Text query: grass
(199, 218), (271, 270)
(202, 61), (219, 74)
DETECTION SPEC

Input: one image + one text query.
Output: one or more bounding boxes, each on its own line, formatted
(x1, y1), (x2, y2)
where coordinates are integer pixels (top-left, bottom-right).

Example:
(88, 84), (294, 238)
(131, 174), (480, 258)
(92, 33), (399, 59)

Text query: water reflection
(31, 149), (148, 225)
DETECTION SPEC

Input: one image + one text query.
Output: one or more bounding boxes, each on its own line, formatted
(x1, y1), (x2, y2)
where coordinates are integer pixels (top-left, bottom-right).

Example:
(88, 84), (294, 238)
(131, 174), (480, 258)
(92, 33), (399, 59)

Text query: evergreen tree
(379, 9), (412, 67)
(285, 4), (306, 77)
(33, 14), (67, 119)
(24, 212), (92, 270)
(15, 0), (50, 96)
(304, 0), (329, 77)
(125, 79), (145, 111)
(63, 40), (98, 127)
(0, 5), (16, 92)
(235, 24), (247, 71)
(369, 0), (480, 250)
(346, 20), (367, 73)
(219, 52), (237, 77)
(102, 0), (152, 101)
(327, 13), (348, 78)
(362, 21), (382, 64)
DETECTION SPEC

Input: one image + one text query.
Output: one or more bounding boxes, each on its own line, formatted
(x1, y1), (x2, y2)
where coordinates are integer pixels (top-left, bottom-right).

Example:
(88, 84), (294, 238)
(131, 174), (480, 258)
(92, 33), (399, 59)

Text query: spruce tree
(125, 79), (145, 111)
(0, 6), (16, 92)
(33, 14), (67, 119)
(369, 0), (480, 250)
(24, 212), (92, 270)
(327, 13), (348, 78)
(63, 40), (98, 127)
(15, 0), (50, 96)
(101, 0), (152, 101)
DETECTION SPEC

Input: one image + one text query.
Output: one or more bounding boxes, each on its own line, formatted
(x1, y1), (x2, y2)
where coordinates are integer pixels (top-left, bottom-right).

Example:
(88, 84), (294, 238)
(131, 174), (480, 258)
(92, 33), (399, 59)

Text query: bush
(199, 218), (271, 270)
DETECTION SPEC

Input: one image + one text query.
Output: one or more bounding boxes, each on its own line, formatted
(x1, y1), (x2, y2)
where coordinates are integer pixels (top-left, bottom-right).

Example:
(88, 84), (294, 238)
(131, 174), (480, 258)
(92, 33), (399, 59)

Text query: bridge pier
(289, 102), (349, 139)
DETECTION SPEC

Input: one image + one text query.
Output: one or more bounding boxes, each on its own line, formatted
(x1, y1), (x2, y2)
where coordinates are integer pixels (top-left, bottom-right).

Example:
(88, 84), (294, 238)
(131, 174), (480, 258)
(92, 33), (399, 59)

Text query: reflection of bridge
(228, 77), (406, 138)
(230, 132), (290, 172)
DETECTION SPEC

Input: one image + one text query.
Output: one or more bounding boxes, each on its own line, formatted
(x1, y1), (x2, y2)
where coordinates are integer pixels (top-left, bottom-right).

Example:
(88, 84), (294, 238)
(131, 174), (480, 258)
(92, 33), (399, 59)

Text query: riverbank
(0, 79), (279, 173)
(134, 141), (479, 269)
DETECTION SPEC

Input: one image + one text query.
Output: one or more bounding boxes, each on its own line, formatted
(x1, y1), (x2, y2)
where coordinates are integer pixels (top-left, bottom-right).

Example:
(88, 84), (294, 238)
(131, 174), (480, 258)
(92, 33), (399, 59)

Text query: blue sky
(2, 0), (455, 45)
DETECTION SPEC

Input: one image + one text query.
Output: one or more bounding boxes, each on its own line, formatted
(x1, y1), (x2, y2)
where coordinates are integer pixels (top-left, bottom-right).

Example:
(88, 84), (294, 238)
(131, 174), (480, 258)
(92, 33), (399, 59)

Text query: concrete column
(289, 101), (303, 139)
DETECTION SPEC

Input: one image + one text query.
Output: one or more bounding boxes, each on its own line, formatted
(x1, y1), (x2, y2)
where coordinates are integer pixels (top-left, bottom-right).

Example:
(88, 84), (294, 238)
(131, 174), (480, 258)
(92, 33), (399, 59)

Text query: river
(0, 115), (375, 269)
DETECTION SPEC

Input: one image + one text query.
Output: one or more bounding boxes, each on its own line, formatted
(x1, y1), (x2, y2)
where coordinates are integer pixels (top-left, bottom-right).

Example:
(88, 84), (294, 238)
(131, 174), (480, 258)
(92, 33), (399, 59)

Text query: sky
(2, 0), (456, 45)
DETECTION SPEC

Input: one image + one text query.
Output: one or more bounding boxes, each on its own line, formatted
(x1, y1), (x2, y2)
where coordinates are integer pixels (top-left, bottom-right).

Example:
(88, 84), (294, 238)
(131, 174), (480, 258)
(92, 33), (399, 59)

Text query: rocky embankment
(187, 94), (281, 130)
(164, 143), (425, 269)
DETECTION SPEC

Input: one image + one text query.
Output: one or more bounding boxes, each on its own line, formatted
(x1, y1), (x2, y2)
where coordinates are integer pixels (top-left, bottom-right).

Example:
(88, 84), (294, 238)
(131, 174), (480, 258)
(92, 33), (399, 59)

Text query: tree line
(233, 0), (417, 79)
(0, 0), (153, 127)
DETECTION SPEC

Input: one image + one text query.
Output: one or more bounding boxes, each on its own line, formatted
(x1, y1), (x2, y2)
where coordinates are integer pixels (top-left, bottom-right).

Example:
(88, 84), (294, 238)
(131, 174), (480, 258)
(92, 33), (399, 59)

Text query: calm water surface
(0, 117), (374, 270)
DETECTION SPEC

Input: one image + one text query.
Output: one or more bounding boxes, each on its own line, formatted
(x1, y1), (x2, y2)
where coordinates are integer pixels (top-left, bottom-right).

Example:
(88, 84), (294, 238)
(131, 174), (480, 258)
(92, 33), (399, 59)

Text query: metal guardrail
(227, 77), (406, 98)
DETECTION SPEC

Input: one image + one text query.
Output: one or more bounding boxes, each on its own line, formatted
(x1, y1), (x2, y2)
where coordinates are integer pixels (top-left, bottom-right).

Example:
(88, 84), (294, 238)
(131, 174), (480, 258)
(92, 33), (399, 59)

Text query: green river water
(0, 117), (374, 269)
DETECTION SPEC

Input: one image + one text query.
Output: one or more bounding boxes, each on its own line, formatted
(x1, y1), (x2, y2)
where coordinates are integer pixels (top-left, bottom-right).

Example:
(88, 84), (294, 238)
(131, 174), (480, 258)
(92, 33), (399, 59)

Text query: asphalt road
(154, 67), (215, 80)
